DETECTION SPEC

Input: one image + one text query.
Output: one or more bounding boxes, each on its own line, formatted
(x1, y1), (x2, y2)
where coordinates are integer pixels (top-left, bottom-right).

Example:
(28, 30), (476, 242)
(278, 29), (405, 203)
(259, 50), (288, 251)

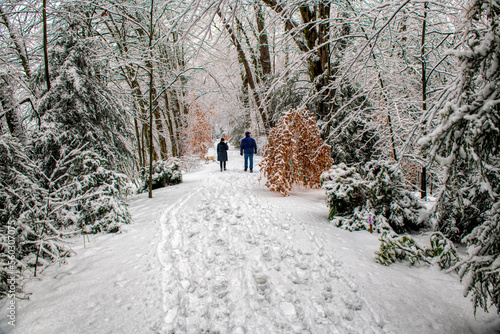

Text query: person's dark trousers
(220, 161), (226, 171)
(244, 153), (254, 170)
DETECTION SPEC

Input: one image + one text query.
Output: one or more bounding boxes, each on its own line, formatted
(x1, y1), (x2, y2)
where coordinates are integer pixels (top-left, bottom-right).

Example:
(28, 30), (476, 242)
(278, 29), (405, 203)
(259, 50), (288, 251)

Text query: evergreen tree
(419, 0), (500, 313)
(33, 8), (131, 176)
(326, 106), (382, 165)
(0, 5), (138, 295)
(0, 135), (41, 295)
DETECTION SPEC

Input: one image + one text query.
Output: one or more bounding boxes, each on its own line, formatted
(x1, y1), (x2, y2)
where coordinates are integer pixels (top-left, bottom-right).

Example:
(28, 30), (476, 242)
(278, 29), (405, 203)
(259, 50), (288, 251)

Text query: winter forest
(0, 0), (499, 331)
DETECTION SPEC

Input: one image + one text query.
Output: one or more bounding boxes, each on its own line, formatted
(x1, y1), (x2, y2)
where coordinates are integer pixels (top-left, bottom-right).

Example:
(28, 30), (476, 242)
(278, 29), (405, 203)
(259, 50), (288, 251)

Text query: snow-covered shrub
(375, 232), (459, 269)
(30, 12), (134, 232)
(68, 151), (132, 233)
(330, 207), (393, 233)
(138, 160), (182, 193)
(261, 107), (333, 196)
(320, 163), (367, 218)
(179, 154), (201, 172)
(376, 233), (427, 266)
(24, 146), (131, 271)
(321, 161), (430, 233)
(428, 232), (460, 269)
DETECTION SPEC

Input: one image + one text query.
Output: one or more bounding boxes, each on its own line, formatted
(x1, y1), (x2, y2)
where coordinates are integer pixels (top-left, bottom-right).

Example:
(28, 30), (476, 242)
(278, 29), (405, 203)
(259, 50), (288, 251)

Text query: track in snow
(157, 168), (388, 334)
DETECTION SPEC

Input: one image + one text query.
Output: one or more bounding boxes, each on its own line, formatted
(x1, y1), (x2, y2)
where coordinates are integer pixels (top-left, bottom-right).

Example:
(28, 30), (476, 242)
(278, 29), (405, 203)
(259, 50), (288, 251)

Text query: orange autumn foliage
(184, 101), (212, 159)
(260, 108), (333, 196)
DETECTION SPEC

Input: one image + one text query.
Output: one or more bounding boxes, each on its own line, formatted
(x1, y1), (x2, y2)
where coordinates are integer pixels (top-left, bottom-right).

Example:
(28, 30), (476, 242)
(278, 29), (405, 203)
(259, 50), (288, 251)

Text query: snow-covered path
(1, 148), (499, 334)
(156, 168), (383, 333)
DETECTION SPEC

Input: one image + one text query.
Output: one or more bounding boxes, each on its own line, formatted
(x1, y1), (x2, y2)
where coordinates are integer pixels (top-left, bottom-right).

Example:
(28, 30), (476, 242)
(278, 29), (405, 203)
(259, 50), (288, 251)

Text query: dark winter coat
(240, 137), (257, 155)
(217, 142), (229, 161)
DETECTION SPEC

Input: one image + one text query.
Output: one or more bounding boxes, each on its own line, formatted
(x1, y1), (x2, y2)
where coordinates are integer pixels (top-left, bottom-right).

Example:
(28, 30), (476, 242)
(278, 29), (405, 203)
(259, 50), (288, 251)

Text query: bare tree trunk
(0, 75), (26, 144)
(236, 16), (261, 84)
(131, 24), (169, 161)
(235, 14), (272, 132)
(133, 114), (144, 169)
(255, 3), (271, 77)
(104, 15), (160, 166)
(387, 106), (398, 161)
(43, 0), (50, 91)
(168, 91), (182, 156)
(376, 74), (398, 161)
(145, 72), (169, 160)
(157, 44), (181, 157)
(344, 1), (398, 161)
(142, 126), (149, 164)
(162, 89), (178, 157)
(148, 0), (154, 199)
(261, 0), (333, 119)
(217, 9), (270, 133)
(172, 32), (190, 149)
(0, 5), (31, 80)
(130, 77), (156, 163)
(420, 1), (428, 199)
(421, 2), (428, 122)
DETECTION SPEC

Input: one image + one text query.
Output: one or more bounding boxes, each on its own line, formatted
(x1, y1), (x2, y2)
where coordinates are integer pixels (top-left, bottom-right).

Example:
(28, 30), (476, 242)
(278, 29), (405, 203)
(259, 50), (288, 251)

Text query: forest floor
(1, 147), (499, 334)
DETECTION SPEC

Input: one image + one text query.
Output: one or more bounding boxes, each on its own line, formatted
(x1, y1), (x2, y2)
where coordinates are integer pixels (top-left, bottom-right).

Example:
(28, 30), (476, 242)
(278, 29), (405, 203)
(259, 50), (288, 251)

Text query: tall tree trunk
(421, 2), (428, 123)
(0, 75), (26, 144)
(130, 77), (156, 163)
(255, 3), (271, 77)
(133, 113), (144, 169)
(343, 2), (398, 161)
(261, 0), (333, 120)
(0, 5), (31, 80)
(236, 16), (261, 85)
(104, 15), (160, 166)
(162, 89), (178, 157)
(142, 126), (148, 165)
(172, 92), (184, 156)
(145, 72), (169, 160)
(157, 43), (182, 157)
(217, 9), (270, 132)
(420, 2), (428, 199)
(148, 0), (154, 199)
(235, 14), (270, 132)
(43, 0), (50, 91)
(167, 90), (185, 156)
(134, 24), (168, 161)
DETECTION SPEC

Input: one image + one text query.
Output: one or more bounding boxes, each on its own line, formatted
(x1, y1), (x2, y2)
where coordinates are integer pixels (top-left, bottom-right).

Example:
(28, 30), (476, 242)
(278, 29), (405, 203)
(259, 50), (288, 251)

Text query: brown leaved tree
(261, 108), (333, 196)
(183, 101), (213, 159)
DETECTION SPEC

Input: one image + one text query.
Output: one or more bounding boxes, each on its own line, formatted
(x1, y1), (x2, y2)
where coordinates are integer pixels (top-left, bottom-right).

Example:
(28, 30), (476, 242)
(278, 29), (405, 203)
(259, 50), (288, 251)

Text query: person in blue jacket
(240, 131), (257, 172)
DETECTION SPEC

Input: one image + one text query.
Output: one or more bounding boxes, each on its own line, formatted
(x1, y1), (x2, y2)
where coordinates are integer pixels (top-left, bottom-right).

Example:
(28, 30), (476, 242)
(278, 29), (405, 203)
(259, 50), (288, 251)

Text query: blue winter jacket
(240, 137), (257, 154)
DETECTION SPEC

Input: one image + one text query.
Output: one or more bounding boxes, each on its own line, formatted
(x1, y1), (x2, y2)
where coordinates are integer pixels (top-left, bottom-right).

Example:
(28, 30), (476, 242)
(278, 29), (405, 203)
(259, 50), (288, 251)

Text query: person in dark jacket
(239, 131), (257, 172)
(217, 138), (229, 171)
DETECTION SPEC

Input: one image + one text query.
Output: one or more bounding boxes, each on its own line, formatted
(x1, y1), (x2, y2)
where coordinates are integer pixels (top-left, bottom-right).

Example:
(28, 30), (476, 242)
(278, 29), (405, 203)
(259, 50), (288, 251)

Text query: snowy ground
(1, 147), (499, 334)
